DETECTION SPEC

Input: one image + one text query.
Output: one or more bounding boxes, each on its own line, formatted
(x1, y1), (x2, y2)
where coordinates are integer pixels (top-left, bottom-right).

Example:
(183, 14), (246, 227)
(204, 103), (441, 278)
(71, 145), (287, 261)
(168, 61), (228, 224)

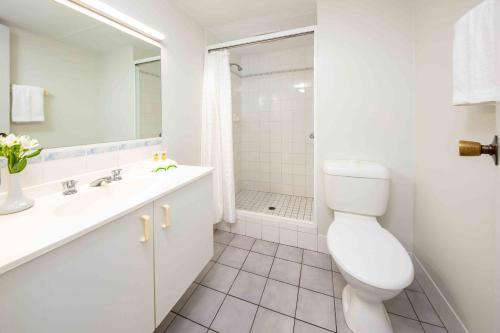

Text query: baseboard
(412, 254), (469, 333)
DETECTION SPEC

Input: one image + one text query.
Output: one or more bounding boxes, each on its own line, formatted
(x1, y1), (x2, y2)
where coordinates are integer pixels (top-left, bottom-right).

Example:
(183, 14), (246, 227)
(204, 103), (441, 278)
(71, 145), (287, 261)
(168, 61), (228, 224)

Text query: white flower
(18, 135), (39, 150)
(1, 134), (18, 147)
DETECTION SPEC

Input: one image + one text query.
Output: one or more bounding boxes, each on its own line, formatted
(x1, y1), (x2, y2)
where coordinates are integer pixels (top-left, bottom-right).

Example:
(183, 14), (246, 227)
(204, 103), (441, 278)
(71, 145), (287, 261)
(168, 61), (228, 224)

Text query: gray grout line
(405, 289), (446, 328)
(292, 250), (304, 332)
(228, 236), (256, 251)
(162, 283), (202, 332)
(207, 244), (254, 331)
(404, 289), (421, 325)
(171, 231), (445, 333)
(389, 312), (436, 326)
(170, 312), (208, 330)
(420, 288), (447, 329)
(333, 289), (338, 332)
(215, 240), (427, 296)
(172, 280), (338, 333)
(420, 322), (449, 332)
(248, 241), (278, 333)
(217, 241), (332, 272)
(295, 319), (337, 333)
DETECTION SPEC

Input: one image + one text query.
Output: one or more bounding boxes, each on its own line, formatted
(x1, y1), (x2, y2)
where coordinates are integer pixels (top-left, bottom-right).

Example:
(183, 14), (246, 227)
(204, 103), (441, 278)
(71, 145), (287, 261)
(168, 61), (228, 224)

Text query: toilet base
(342, 285), (393, 333)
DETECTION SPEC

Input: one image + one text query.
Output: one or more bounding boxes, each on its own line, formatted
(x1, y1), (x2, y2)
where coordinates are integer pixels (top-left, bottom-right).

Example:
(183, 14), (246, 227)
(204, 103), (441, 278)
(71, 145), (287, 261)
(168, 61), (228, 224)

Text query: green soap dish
(153, 164), (177, 172)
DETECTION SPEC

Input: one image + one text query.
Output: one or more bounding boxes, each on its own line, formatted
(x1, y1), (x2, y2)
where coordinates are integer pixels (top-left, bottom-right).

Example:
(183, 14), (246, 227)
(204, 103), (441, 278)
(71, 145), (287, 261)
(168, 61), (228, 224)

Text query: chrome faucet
(62, 180), (78, 195)
(90, 176), (112, 187)
(111, 169), (122, 181)
(90, 169), (122, 187)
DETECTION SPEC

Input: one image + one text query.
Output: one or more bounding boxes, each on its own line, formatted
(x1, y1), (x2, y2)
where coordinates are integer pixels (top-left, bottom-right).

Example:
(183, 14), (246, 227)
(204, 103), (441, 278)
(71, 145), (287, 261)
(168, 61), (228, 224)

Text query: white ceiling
(171, 0), (317, 42)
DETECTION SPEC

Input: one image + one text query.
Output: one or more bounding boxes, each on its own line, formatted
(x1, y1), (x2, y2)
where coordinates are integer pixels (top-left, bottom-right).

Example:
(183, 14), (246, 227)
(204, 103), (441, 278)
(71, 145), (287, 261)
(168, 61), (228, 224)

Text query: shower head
(230, 63), (243, 72)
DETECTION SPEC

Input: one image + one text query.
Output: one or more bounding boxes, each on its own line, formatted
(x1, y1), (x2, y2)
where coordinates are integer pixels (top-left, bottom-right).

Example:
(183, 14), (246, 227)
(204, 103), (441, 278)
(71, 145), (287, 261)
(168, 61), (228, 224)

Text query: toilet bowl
(323, 160), (414, 333)
(327, 213), (413, 333)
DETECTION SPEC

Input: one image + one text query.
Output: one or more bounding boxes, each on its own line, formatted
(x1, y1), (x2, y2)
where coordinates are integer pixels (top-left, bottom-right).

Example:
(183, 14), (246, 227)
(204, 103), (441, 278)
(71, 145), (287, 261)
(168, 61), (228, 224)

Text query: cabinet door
(154, 174), (214, 325)
(0, 204), (155, 333)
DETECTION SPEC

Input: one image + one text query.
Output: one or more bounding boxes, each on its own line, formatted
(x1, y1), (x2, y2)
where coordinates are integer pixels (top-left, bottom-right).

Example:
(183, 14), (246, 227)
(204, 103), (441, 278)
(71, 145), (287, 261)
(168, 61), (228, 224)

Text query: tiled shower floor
(236, 190), (313, 221)
(158, 230), (448, 333)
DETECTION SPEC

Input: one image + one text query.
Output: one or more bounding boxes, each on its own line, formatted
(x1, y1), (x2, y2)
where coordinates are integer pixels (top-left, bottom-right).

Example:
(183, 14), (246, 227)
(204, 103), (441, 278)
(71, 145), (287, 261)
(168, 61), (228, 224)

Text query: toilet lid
(327, 213), (414, 291)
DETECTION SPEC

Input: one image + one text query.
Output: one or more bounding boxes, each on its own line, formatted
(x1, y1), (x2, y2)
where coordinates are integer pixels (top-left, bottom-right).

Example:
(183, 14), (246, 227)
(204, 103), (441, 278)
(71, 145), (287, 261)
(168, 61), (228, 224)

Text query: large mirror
(0, 0), (162, 148)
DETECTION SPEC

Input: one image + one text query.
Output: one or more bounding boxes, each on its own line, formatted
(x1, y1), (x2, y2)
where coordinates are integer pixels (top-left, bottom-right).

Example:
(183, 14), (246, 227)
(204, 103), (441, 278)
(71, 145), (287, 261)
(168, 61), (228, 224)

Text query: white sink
(54, 178), (148, 217)
(54, 191), (112, 217)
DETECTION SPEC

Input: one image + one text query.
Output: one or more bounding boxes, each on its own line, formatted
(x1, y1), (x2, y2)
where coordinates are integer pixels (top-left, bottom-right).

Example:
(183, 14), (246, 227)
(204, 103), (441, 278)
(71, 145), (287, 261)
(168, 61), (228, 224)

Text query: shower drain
(268, 206), (276, 211)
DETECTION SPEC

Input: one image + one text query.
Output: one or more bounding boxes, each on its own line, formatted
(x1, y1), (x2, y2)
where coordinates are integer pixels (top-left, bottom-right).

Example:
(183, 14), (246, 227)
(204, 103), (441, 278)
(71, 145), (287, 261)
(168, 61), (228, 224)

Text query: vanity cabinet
(0, 204), (156, 333)
(153, 175), (214, 325)
(0, 172), (214, 333)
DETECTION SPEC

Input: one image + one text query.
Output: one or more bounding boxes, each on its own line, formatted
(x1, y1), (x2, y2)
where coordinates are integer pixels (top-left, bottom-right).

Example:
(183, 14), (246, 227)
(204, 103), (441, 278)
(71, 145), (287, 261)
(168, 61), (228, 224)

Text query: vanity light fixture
(52, 0), (164, 45)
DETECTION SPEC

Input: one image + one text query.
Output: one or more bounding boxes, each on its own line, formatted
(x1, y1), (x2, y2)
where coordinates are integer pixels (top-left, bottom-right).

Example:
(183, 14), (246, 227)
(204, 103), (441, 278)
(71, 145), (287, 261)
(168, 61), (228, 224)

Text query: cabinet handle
(140, 215), (150, 243)
(161, 204), (171, 229)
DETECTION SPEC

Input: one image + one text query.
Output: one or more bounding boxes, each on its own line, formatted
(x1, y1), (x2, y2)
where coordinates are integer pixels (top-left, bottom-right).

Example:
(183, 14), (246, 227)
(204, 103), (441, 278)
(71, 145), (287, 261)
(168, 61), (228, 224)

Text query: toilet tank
(323, 160), (390, 216)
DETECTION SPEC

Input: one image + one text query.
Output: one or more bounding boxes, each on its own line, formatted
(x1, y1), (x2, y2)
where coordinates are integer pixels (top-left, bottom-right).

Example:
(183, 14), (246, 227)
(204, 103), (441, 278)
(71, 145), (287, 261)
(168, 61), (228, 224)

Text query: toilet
(324, 160), (414, 333)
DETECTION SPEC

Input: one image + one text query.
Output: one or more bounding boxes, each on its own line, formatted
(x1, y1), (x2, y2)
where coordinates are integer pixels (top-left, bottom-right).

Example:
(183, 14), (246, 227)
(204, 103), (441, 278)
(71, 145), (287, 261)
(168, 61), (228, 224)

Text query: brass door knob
(459, 140), (482, 156)
(458, 135), (498, 165)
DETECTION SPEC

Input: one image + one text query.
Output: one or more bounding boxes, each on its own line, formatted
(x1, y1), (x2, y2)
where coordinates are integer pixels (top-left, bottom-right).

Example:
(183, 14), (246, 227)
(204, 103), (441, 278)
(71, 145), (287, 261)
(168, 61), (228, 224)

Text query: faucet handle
(62, 180), (78, 195)
(111, 168), (122, 181)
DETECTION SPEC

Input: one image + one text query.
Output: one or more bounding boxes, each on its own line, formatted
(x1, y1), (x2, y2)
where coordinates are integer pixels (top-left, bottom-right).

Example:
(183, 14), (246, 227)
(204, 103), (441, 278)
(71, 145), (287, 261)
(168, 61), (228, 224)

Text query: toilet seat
(327, 213), (413, 291)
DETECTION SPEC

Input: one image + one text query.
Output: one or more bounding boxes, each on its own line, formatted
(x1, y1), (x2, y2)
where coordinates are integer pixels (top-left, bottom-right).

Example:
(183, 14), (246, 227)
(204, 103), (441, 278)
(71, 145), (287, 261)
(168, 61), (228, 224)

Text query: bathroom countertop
(0, 164), (213, 276)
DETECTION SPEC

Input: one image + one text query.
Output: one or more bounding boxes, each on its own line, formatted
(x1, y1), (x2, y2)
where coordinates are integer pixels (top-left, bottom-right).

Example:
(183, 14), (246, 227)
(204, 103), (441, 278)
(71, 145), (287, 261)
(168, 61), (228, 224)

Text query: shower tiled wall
(235, 46), (314, 197)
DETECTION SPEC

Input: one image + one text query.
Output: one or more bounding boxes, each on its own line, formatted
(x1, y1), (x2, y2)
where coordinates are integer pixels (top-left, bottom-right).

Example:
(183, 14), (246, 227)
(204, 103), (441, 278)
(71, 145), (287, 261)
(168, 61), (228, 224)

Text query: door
(154, 174), (214, 326)
(0, 204), (155, 333)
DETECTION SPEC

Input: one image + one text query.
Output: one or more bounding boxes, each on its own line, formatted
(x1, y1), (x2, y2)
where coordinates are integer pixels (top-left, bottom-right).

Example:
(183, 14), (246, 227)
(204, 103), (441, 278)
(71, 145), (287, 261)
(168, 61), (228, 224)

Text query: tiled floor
(236, 190), (313, 221)
(159, 230), (448, 333)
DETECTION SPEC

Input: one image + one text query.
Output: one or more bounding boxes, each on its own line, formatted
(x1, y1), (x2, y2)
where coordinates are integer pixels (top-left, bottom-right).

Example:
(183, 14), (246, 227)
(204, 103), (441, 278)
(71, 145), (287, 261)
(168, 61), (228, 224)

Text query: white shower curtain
(201, 50), (236, 224)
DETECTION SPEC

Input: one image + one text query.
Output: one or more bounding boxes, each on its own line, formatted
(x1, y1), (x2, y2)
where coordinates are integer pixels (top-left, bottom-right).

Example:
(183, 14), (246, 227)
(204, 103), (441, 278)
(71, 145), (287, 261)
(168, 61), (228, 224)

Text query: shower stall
(230, 34), (314, 223)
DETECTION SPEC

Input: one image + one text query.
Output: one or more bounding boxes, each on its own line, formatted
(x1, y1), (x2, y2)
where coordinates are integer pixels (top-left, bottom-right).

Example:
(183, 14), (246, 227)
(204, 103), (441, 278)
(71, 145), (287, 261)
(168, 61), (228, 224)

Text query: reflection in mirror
(135, 58), (162, 139)
(0, 0), (162, 148)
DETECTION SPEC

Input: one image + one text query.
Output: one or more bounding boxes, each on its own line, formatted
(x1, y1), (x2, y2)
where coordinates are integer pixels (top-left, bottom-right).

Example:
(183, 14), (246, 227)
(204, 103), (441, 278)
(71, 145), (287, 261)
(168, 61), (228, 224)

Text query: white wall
(100, 0), (206, 165)
(237, 46), (314, 197)
(414, 1), (496, 332)
(97, 46), (135, 142)
(315, 0), (416, 251)
(0, 24), (9, 134)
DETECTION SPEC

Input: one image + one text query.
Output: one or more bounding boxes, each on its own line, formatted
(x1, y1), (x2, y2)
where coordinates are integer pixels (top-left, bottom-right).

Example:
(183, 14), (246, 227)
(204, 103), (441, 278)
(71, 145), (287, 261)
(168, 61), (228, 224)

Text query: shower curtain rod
(207, 27), (315, 53)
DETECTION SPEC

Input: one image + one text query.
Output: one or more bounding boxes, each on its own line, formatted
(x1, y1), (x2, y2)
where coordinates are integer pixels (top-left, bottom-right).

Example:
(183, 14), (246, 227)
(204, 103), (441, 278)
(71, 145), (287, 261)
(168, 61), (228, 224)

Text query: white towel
(11, 84), (45, 122)
(453, 0), (500, 105)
